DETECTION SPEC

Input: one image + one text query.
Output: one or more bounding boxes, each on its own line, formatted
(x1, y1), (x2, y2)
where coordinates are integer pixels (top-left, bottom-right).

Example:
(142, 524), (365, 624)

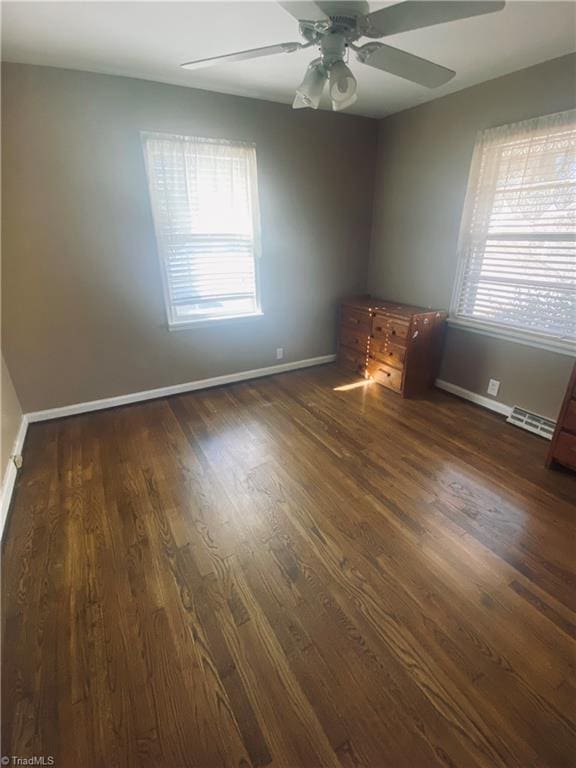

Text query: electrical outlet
(487, 378), (500, 397)
(276, 347), (284, 360)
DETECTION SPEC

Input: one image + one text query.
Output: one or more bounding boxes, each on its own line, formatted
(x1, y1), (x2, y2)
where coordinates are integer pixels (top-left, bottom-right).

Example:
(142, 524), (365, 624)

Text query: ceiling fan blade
(277, 1), (330, 22)
(181, 42), (302, 70)
(355, 42), (455, 87)
(317, 1), (370, 16)
(362, 1), (505, 38)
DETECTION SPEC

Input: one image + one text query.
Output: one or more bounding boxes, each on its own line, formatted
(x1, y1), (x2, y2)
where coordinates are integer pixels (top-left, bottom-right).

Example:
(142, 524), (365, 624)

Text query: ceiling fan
(181, 1), (505, 112)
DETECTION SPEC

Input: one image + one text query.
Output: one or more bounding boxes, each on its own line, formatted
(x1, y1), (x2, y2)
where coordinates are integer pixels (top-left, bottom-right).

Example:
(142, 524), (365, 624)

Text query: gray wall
(2, 63), (377, 412)
(4, 58), (575, 419)
(368, 54), (576, 419)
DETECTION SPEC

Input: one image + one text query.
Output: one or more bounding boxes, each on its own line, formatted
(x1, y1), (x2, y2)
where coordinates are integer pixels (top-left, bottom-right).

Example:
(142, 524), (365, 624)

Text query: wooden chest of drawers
(546, 363), (576, 472)
(338, 296), (447, 397)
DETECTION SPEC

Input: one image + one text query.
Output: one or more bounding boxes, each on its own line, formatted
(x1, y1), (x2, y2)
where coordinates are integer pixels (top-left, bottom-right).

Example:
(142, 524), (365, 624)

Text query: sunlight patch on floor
(333, 380), (373, 392)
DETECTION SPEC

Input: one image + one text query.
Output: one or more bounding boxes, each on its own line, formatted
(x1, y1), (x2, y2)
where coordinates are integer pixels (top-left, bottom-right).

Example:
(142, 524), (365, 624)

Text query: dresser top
(342, 295), (446, 318)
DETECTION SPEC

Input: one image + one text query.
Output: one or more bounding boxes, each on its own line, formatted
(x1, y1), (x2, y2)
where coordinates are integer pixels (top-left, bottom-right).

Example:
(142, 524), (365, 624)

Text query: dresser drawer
(372, 314), (388, 337)
(387, 320), (409, 343)
(340, 326), (369, 354)
(341, 306), (371, 333)
(368, 361), (403, 392)
(370, 336), (406, 368)
(372, 313), (409, 344)
(339, 346), (367, 375)
(371, 343), (406, 370)
(553, 431), (576, 471)
(564, 399), (576, 434)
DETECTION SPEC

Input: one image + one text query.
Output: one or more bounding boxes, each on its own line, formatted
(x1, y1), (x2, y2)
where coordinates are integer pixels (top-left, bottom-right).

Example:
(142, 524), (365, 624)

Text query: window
(142, 132), (262, 327)
(451, 110), (576, 354)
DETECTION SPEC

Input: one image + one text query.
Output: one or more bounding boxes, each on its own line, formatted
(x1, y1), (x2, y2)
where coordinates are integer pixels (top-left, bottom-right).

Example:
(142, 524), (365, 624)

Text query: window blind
(451, 110), (576, 351)
(142, 132), (261, 325)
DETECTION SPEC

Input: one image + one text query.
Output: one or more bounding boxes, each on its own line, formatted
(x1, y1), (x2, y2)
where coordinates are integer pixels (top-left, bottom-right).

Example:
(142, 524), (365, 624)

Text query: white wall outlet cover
(487, 378), (500, 397)
(276, 348), (284, 360)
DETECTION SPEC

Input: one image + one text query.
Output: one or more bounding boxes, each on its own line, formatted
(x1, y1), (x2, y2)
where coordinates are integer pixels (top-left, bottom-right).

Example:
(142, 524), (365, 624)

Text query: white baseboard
(0, 414), (29, 541)
(435, 379), (512, 417)
(26, 354), (337, 423)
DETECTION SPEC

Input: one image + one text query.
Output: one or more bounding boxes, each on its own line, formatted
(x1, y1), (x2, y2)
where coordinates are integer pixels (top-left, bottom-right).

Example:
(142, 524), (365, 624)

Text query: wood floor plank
(2, 364), (575, 767)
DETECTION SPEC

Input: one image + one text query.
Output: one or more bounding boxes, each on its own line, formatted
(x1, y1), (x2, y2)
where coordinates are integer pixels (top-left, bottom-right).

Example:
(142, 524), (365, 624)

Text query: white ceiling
(2, 1), (575, 118)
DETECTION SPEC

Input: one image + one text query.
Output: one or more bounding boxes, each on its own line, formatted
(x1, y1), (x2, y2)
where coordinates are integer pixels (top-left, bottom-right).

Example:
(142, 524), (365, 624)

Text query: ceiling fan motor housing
(299, 12), (361, 69)
(320, 32), (348, 65)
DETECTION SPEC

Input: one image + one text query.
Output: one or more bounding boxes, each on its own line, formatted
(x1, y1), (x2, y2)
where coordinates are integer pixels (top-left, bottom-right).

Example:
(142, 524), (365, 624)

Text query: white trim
(448, 317), (576, 357)
(26, 355), (337, 423)
(168, 310), (264, 331)
(435, 379), (512, 417)
(0, 415), (29, 541)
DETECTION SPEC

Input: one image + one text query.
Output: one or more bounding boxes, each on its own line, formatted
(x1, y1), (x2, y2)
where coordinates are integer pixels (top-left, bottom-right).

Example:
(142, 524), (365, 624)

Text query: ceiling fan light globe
(294, 59), (326, 109)
(332, 92), (358, 112)
(292, 93), (309, 109)
(329, 60), (357, 106)
(293, 91), (320, 109)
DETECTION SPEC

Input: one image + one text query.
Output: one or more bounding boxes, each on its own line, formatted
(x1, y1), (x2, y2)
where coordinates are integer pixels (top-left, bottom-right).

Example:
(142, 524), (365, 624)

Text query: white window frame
(450, 110), (576, 356)
(142, 131), (263, 330)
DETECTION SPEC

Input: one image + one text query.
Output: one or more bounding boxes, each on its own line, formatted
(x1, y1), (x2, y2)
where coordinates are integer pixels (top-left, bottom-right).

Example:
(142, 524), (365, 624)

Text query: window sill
(447, 317), (575, 357)
(168, 310), (264, 331)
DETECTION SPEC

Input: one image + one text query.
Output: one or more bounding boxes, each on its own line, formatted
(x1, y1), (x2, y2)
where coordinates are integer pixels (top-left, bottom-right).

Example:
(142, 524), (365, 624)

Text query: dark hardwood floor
(2, 364), (575, 767)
